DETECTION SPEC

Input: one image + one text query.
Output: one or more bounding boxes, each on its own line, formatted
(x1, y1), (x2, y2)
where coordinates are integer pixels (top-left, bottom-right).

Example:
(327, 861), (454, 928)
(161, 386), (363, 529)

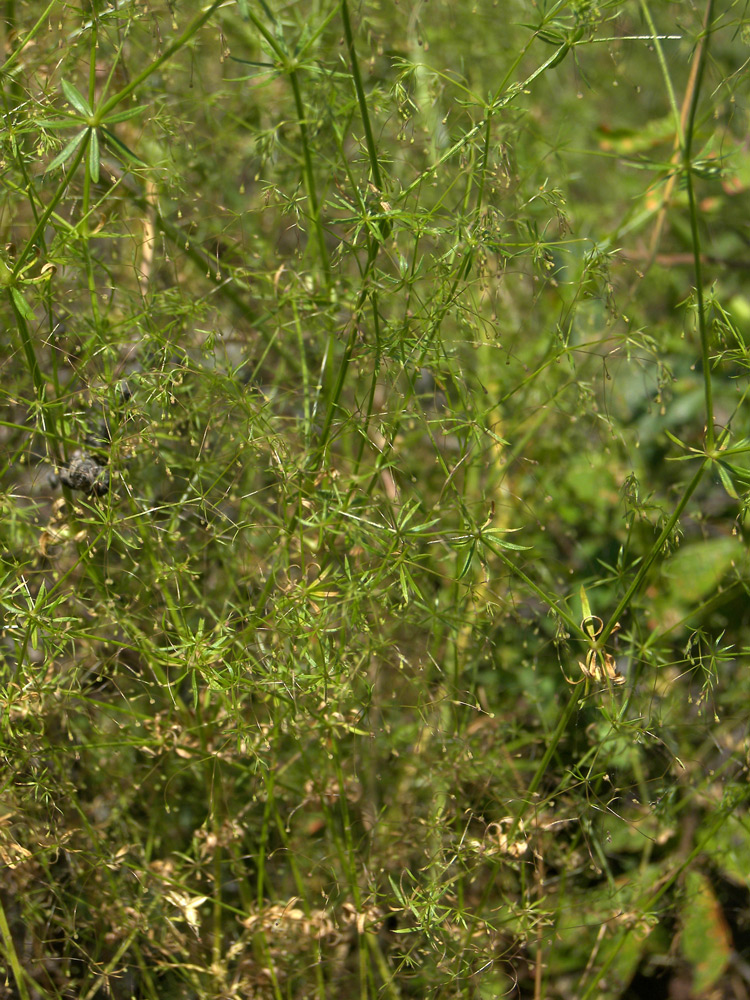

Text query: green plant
(2, 2), (750, 998)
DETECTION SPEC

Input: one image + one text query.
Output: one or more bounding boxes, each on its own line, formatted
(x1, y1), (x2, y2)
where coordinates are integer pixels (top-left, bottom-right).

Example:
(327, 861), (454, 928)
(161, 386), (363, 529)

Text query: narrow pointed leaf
(720, 461), (750, 489)
(46, 128), (87, 172)
(88, 128), (100, 183)
(101, 105), (149, 125)
(10, 286), (36, 322)
(490, 538), (530, 551)
(35, 116), (85, 130)
(664, 429), (691, 452)
(716, 462), (738, 500)
(100, 126), (147, 166)
(61, 78), (92, 117)
(258, 0), (276, 22)
(580, 584), (592, 626)
(721, 437), (750, 457)
(457, 541), (476, 580)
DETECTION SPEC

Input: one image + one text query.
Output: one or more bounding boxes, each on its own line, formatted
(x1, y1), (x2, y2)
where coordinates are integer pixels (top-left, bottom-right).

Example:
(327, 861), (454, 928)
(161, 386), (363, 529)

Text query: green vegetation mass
(2, 1), (750, 997)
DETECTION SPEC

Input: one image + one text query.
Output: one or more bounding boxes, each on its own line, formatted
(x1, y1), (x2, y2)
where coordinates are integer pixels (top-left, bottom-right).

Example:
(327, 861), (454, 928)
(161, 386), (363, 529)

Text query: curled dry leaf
(578, 648), (626, 686)
(485, 817), (529, 858)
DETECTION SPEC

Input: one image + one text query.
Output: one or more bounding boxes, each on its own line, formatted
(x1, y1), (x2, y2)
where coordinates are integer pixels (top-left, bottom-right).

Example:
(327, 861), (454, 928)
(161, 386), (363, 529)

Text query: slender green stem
(310, 238), (379, 471)
(400, 40), (572, 201)
(81, 20), (101, 332)
(96, 0), (225, 121)
(601, 458), (709, 643)
(639, 0), (682, 144)
(341, 0), (382, 191)
(5, 164), (288, 365)
(271, 806), (328, 1000)
(0, 0), (56, 75)
(288, 68), (332, 284)
(578, 782), (746, 999)
(473, 110), (493, 215)
(350, 291), (382, 479)
(13, 140), (87, 275)
(519, 687), (580, 814)
(0, 894), (30, 1000)
(682, 0), (715, 450)
(256, 767), (274, 907)
(481, 537), (587, 642)
(242, 5), (332, 283)
(8, 291), (64, 463)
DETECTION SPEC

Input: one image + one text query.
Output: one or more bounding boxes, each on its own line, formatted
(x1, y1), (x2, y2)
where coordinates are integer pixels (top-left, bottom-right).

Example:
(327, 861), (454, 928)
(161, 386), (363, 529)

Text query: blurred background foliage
(2, 1), (750, 998)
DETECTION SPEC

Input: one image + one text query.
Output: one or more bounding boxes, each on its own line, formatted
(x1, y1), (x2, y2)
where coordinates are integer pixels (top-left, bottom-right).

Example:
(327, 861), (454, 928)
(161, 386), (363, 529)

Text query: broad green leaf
(662, 536), (745, 606)
(596, 113), (677, 155)
(681, 871), (731, 993)
(46, 128), (87, 172)
(704, 812), (750, 887)
(61, 78), (92, 117)
(553, 864), (662, 996)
